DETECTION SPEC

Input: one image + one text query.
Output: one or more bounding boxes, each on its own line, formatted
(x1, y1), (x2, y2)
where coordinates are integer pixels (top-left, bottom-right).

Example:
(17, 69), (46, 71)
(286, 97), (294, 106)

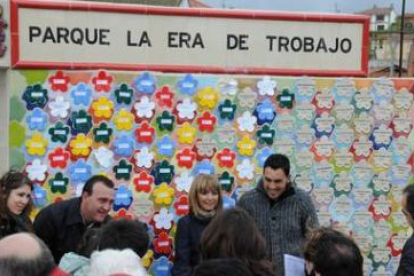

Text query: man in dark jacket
(34, 175), (115, 263)
(398, 184), (414, 276)
(237, 153), (319, 276)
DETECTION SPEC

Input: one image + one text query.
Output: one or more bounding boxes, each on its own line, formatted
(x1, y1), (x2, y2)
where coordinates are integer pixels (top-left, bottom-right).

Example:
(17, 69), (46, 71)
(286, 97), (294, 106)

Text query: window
(377, 25), (385, 31)
(376, 15), (385, 21)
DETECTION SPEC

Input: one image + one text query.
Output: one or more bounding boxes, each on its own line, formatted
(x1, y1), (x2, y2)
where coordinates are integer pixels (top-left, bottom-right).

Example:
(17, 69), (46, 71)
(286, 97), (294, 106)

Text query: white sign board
(11, 0), (370, 76)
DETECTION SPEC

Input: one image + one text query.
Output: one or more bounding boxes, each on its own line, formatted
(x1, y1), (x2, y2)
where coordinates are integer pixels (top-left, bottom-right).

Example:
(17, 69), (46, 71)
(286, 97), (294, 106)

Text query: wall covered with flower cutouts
(8, 69), (414, 276)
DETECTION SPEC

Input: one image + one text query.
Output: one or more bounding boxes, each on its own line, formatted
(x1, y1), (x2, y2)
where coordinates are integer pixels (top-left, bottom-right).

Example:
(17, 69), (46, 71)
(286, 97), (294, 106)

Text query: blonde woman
(172, 174), (223, 276)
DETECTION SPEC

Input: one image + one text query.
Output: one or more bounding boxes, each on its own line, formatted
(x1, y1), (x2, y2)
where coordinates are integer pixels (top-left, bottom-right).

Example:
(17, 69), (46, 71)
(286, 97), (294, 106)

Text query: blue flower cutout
(70, 82), (92, 106)
(134, 72), (156, 94)
(254, 99), (276, 125)
(32, 184), (47, 207)
(26, 108), (48, 131)
(193, 160), (215, 175)
(257, 147), (273, 167)
(68, 159), (92, 184)
(113, 184), (133, 211)
(371, 79), (394, 104)
(350, 162), (373, 188)
(177, 74), (198, 96)
(156, 135), (177, 157)
(151, 256), (172, 276)
(222, 195), (236, 209)
(113, 134), (134, 157)
(370, 127), (392, 150)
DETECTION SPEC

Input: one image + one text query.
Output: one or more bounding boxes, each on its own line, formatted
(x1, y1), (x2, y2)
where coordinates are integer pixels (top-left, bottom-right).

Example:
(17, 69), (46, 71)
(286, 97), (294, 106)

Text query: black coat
(0, 214), (32, 238)
(172, 213), (212, 276)
(398, 234), (414, 276)
(33, 197), (110, 263)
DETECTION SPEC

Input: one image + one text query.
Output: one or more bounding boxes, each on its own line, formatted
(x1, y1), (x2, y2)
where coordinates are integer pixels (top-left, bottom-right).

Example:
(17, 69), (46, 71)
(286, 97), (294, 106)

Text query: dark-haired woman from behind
(200, 207), (277, 276)
(0, 169), (34, 238)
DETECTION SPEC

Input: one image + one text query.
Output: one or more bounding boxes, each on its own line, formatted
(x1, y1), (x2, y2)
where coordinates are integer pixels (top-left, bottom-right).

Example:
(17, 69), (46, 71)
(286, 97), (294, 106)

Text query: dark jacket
(0, 214), (33, 238)
(33, 197), (110, 263)
(172, 213), (212, 276)
(237, 180), (319, 276)
(398, 234), (414, 276)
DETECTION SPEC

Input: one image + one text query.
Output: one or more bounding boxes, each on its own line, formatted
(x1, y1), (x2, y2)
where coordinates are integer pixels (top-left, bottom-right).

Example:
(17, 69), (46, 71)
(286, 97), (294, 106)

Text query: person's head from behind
(402, 184), (414, 228)
(98, 219), (149, 257)
(88, 249), (147, 276)
(194, 259), (254, 276)
(0, 169), (33, 217)
(0, 233), (55, 276)
(262, 154), (291, 200)
(200, 207), (267, 262)
(304, 227), (363, 276)
(81, 175), (115, 223)
(189, 174), (223, 217)
(77, 228), (101, 258)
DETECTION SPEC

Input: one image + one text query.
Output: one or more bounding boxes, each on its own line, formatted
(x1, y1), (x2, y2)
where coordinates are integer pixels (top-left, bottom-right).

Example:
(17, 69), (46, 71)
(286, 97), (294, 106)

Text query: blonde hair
(188, 174), (223, 217)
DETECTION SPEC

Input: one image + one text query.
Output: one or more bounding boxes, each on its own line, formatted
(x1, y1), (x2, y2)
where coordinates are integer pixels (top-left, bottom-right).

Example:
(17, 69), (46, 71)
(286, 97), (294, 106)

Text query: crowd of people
(0, 154), (413, 276)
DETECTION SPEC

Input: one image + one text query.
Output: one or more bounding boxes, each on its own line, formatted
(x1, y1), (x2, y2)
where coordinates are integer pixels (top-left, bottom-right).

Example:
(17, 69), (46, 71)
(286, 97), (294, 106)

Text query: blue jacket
(172, 213), (212, 276)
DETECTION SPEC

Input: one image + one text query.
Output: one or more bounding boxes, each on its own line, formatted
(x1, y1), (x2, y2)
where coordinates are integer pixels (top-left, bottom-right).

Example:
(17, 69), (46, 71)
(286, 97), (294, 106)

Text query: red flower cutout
(216, 148), (236, 168)
(92, 71), (113, 92)
(133, 171), (154, 193)
(387, 234), (404, 257)
(48, 71), (70, 92)
(174, 195), (189, 216)
(48, 147), (70, 169)
(176, 148), (196, 169)
(135, 121), (155, 144)
(155, 86), (174, 108)
(154, 231), (173, 254)
(196, 111), (217, 133)
(368, 198), (391, 221)
(114, 209), (135, 220)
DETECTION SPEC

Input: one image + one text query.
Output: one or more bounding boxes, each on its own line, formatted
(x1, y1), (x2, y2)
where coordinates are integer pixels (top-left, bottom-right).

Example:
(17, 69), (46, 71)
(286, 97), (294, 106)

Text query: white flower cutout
(393, 88), (413, 110)
(134, 147), (155, 169)
(257, 76), (276, 96)
(314, 112), (335, 133)
(154, 207), (174, 230)
(134, 96), (155, 119)
(93, 146), (114, 168)
(314, 136), (334, 157)
(237, 111), (257, 132)
(315, 88), (334, 109)
(353, 136), (373, 157)
(49, 96), (70, 118)
(177, 98), (197, 119)
(219, 78), (238, 96)
(236, 158), (254, 180)
(26, 159), (47, 181)
(174, 171), (194, 193)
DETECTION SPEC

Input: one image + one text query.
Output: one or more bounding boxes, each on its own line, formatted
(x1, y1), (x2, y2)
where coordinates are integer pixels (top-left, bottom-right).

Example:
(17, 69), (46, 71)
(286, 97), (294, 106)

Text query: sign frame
(10, 0), (370, 77)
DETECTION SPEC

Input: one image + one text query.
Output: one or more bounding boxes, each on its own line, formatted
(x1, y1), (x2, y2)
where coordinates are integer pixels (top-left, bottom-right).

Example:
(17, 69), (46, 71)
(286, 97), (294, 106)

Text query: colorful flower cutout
(155, 86), (174, 108)
(48, 147), (70, 169)
(134, 72), (156, 94)
(177, 74), (198, 95)
(49, 96), (71, 119)
(48, 71), (70, 92)
(22, 84), (49, 110)
(92, 71), (113, 92)
(114, 83), (134, 104)
(113, 159), (133, 180)
(153, 183), (175, 205)
(26, 133), (48, 156)
(49, 172), (69, 194)
(70, 82), (92, 106)
(26, 108), (48, 131)
(218, 99), (237, 120)
(196, 87), (219, 110)
(48, 122), (70, 143)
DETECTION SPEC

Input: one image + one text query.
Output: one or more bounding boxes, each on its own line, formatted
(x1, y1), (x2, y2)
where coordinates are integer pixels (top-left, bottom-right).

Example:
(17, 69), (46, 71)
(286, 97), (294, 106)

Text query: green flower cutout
(71, 110), (92, 134)
(277, 88), (295, 109)
(256, 124), (275, 145)
(113, 159), (133, 180)
(115, 83), (134, 105)
(93, 122), (113, 144)
(218, 99), (237, 120)
(219, 171), (234, 192)
(49, 172), (69, 194)
(155, 160), (175, 184)
(156, 110), (175, 132)
(22, 84), (49, 110)
(48, 122), (70, 143)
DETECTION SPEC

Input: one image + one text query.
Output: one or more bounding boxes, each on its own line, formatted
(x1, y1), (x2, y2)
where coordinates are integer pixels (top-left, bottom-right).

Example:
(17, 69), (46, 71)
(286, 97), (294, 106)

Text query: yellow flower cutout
(197, 87), (219, 110)
(92, 97), (114, 119)
(114, 109), (134, 131)
(70, 134), (92, 156)
(153, 183), (175, 205)
(236, 135), (257, 156)
(26, 132), (48, 156)
(141, 249), (154, 268)
(177, 122), (196, 144)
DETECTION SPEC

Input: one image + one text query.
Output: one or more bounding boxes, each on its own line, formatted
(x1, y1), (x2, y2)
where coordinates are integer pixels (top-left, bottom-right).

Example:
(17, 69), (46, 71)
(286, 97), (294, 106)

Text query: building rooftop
(358, 5), (394, 16)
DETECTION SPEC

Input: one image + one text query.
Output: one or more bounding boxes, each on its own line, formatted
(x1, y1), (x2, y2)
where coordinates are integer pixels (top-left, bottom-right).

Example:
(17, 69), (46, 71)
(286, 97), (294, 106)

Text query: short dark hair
(194, 259), (254, 276)
(98, 219), (149, 257)
(304, 227), (363, 276)
(263, 154), (290, 176)
(77, 228), (101, 258)
(82, 175), (115, 195)
(200, 208), (274, 276)
(403, 184), (414, 215)
(0, 234), (55, 276)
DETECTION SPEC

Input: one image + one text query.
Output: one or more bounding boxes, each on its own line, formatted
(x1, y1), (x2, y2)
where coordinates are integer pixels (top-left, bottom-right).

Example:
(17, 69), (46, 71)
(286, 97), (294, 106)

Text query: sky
(202, 0), (414, 14)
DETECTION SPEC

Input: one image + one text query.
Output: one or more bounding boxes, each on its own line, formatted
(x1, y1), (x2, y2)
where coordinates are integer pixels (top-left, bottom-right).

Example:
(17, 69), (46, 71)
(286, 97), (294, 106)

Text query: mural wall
(8, 70), (414, 276)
